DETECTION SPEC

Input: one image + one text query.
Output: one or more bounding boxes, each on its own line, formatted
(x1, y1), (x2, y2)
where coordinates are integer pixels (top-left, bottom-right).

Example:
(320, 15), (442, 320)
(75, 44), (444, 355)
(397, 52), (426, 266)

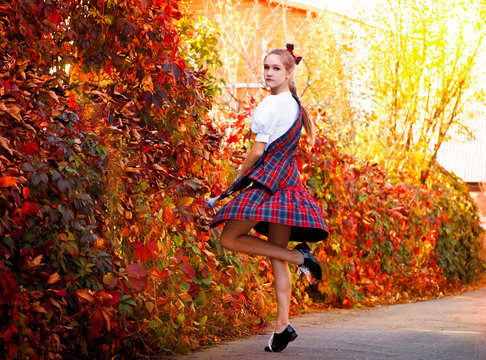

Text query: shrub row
(1, 1), (484, 358)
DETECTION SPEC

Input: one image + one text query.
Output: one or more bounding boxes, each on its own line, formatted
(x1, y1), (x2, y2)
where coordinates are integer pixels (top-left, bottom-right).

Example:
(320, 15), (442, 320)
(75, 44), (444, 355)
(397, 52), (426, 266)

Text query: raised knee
(220, 232), (235, 251)
(220, 221), (254, 251)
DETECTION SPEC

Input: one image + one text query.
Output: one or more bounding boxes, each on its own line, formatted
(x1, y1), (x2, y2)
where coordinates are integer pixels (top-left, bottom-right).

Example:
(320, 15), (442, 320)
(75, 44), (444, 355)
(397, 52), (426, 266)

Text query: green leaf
(180, 280), (190, 293)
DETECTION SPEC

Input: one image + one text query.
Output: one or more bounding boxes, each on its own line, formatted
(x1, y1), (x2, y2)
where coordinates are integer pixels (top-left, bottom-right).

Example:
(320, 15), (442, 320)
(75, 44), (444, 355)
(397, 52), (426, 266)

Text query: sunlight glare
(294, 0), (379, 18)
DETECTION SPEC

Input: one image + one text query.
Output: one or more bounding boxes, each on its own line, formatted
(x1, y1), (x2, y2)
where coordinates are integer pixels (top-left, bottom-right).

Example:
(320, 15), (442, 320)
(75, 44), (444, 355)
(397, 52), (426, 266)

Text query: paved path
(168, 287), (486, 360)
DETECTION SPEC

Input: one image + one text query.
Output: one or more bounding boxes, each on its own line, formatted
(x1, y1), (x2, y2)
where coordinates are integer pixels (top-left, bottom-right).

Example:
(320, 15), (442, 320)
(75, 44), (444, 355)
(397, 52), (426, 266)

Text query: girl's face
(264, 54), (292, 94)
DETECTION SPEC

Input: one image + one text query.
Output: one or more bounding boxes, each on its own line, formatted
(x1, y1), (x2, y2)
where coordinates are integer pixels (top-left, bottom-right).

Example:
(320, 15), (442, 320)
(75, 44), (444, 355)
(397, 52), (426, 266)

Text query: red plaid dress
(210, 98), (328, 243)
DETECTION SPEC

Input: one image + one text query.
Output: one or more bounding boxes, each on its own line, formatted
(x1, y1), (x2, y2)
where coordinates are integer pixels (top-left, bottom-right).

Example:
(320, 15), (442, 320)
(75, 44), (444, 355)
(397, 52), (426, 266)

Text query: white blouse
(251, 92), (299, 150)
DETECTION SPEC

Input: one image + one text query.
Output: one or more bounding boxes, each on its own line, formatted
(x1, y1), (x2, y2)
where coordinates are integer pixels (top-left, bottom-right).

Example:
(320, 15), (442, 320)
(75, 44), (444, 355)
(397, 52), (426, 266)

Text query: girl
(207, 44), (328, 353)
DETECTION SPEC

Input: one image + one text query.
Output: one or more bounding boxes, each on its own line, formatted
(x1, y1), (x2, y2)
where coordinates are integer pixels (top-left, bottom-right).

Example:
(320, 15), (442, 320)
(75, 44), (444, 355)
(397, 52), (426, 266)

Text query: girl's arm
(236, 141), (266, 179)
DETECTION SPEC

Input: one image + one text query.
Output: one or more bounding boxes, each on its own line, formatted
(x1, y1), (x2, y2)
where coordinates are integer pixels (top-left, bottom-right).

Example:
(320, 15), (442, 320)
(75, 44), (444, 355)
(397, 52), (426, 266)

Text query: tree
(187, 0), (356, 146)
(356, 0), (485, 182)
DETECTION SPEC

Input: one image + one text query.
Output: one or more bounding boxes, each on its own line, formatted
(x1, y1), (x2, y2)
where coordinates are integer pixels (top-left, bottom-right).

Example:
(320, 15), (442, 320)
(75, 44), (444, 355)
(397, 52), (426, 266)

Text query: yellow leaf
(178, 197), (194, 208)
(145, 301), (155, 313)
(103, 273), (118, 289)
(179, 293), (192, 300)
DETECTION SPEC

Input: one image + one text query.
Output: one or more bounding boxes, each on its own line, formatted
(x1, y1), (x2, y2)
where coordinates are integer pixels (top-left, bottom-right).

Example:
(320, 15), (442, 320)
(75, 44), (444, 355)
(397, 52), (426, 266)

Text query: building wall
(183, 0), (319, 87)
(437, 106), (486, 184)
(186, 0), (317, 23)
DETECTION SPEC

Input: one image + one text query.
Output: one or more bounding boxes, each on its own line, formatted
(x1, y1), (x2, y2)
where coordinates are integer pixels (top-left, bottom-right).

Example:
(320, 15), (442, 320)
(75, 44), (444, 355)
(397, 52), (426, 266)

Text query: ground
(168, 287), (486, 360)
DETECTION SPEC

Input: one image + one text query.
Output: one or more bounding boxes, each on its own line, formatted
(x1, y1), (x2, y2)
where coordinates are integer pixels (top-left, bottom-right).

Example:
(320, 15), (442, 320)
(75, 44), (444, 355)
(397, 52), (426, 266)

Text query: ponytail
(290, 80), (315, 147)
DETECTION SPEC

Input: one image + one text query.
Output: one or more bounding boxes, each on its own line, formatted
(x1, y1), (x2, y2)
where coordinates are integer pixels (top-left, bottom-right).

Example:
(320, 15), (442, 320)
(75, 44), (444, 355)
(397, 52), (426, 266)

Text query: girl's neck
(270, 84), (290, 95)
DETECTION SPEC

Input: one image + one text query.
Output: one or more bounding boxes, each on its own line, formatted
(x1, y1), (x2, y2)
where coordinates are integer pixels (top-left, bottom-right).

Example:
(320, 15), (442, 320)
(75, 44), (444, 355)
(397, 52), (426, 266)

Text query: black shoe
(264, 324), (298, 352)
(295, 242), (322, 282)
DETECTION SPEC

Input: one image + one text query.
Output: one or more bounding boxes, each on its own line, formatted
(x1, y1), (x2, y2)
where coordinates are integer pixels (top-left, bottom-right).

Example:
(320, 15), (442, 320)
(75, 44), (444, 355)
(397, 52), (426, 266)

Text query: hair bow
(286, 43), (302, 65)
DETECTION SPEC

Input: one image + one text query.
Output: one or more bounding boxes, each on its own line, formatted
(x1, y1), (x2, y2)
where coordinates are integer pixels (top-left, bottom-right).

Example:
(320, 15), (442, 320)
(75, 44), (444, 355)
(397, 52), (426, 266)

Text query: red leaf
(118, 280), (130, 295)
(223, 308), (234, 317)
(125, 263), (146, 277)
(95, 289), (121, 307)
(175, 248), (183, 261)
(0, 176), (17, 187)
(188, 283), (200, 298)
(133, 242), (158, 262)
(134, 246), (151, 263)
(127, 276), (145, 291)
(367, 266), (375, 277)
(21, 201), (39, 216)
(90, 308), (105, 338)
(48, 8), (63, 25)
(106, 290), (121, 307)
(227, 133), (239, 144)
(156, 268), (170, 279)
(104, 64), (113, 75)
(179, 263), (196, 279)
(146, 242), (158, 253)
(19, 142), (39, 156)
(22, 187), (30, 199)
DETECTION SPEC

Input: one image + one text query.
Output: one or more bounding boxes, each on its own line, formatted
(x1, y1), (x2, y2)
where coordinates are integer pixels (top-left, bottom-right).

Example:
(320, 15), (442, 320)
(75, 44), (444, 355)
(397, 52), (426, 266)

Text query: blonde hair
(265, 48), (315, 147)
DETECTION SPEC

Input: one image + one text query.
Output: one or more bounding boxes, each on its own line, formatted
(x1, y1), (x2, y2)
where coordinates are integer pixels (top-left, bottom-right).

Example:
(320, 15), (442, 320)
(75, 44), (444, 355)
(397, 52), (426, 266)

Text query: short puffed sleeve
(251, 97), (278, 143)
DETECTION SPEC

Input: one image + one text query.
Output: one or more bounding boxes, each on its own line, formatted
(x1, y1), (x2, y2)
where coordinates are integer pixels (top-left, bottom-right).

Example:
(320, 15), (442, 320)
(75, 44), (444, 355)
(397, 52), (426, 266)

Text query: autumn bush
(0, 0), (275, 358)
(0, 0), (484, 359)
(298, 127), (470, 306)
(222, 103), (484, 310)
(426, 167), (485, 284)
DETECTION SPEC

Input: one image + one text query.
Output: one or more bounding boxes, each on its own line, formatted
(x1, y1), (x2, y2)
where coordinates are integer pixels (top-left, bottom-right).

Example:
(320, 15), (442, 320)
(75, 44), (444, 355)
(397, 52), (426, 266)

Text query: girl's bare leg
(220, 221), (300, 333)
(267, 223), (292, 333)
(220, 220), (302, 265)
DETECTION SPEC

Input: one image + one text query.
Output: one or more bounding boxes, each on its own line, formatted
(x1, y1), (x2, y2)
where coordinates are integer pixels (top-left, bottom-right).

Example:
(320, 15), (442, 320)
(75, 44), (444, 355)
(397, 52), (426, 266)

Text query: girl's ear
(287, 68), (294, 80)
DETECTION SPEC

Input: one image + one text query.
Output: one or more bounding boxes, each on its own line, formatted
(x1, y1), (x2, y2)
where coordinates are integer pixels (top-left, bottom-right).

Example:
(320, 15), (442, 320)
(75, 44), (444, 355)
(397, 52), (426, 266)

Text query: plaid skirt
(210, 184), (328, 243)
